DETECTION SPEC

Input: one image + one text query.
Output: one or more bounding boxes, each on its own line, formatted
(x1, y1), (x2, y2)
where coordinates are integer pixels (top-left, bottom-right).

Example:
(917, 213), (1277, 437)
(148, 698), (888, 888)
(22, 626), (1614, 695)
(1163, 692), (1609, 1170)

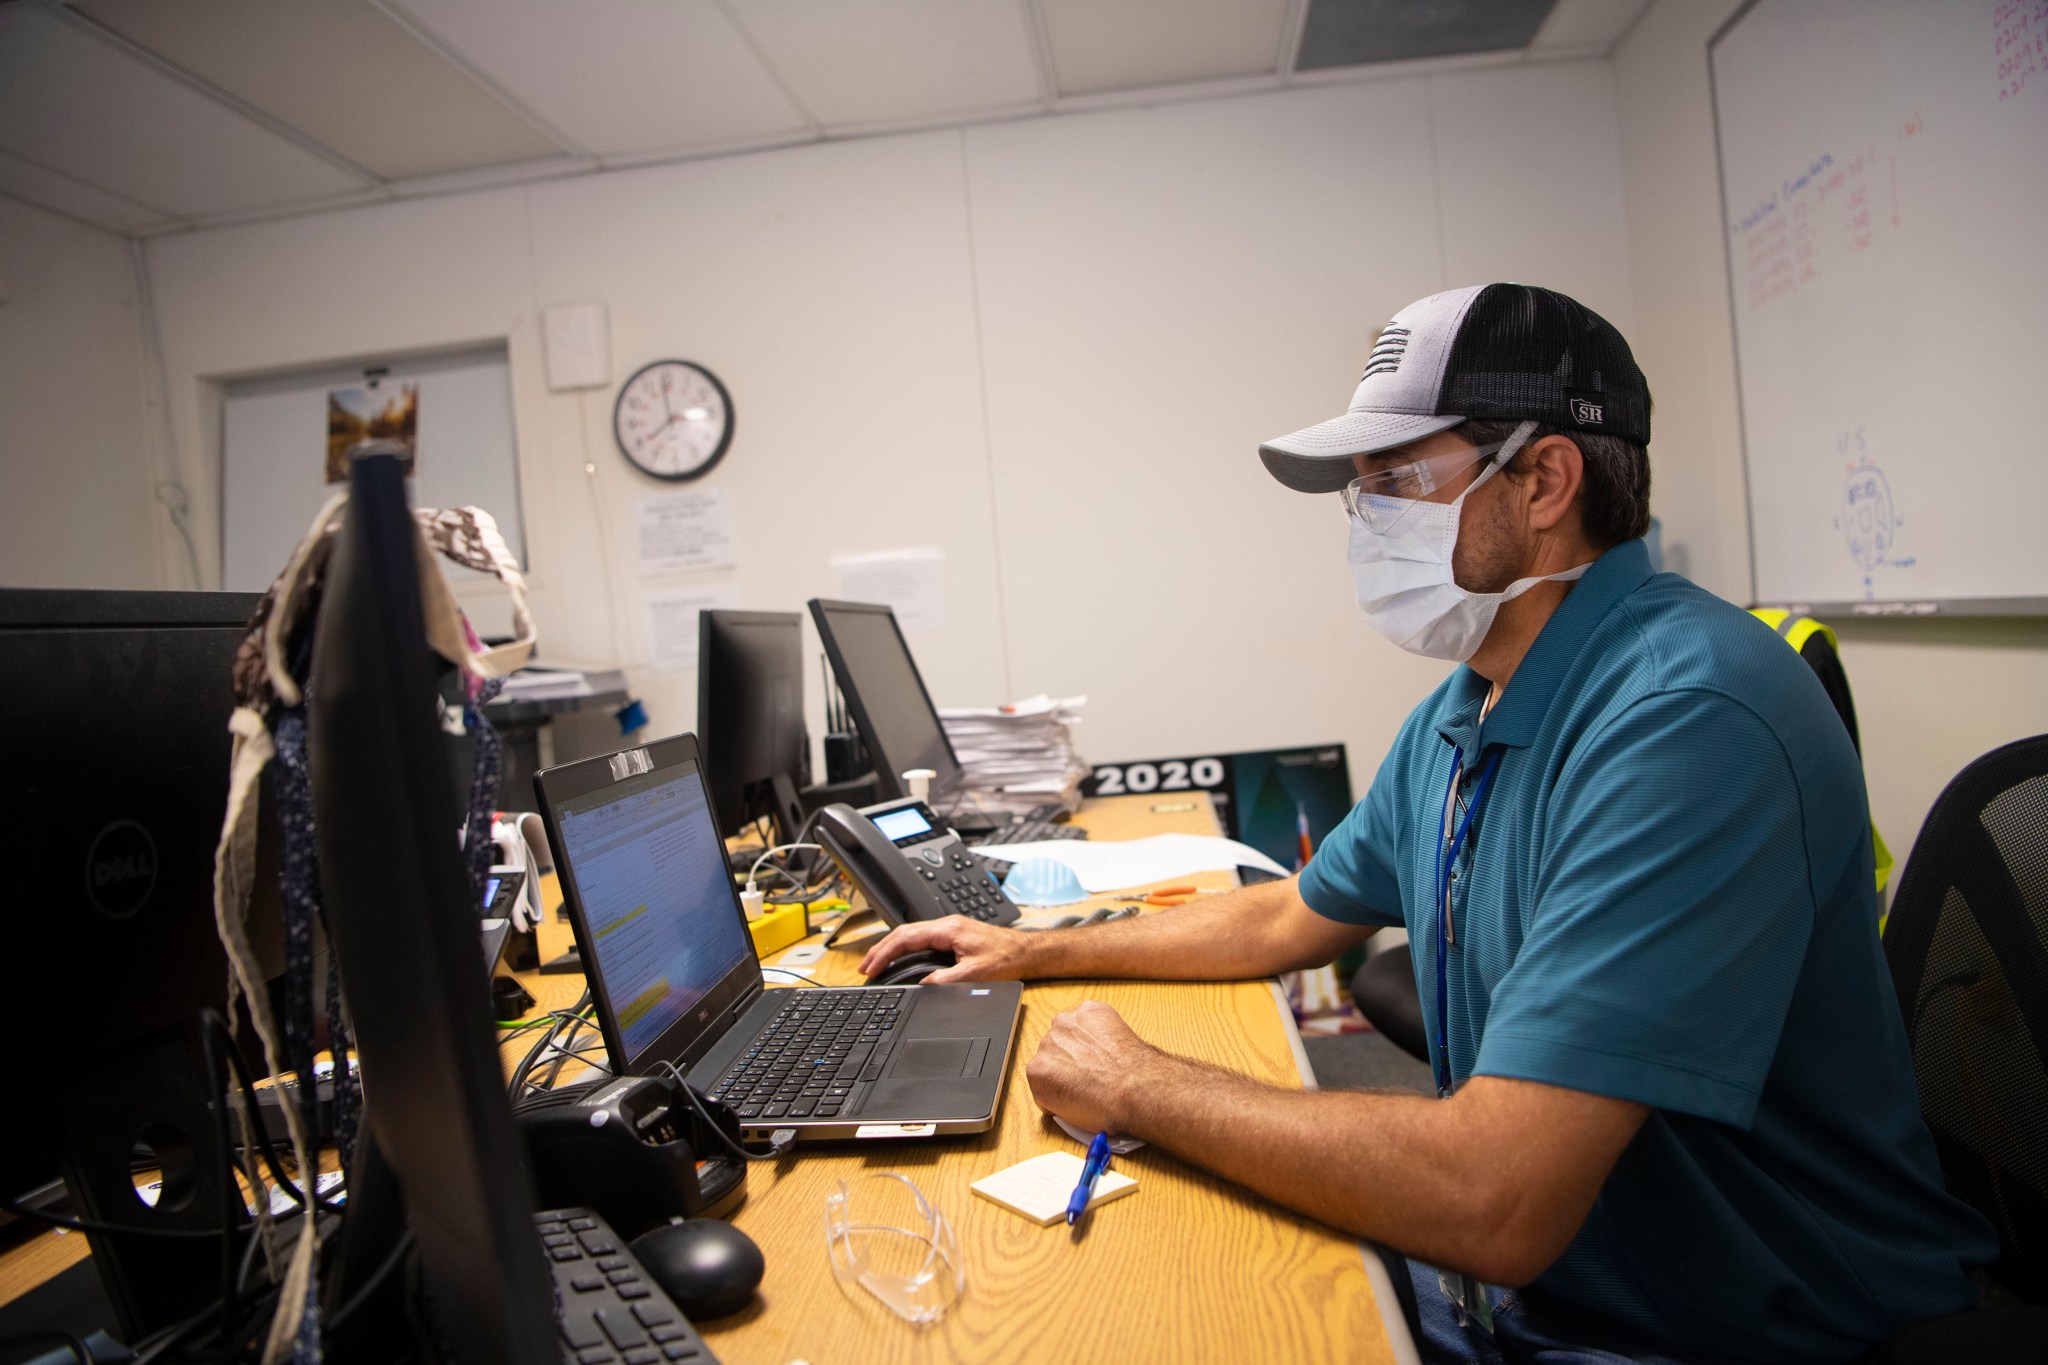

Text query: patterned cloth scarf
(212, 493), (533, 1364)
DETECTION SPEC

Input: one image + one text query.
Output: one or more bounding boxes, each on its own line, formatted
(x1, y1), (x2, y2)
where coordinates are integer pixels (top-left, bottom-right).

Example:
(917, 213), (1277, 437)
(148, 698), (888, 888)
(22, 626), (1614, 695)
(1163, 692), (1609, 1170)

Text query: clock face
(612, 360), (734, 481)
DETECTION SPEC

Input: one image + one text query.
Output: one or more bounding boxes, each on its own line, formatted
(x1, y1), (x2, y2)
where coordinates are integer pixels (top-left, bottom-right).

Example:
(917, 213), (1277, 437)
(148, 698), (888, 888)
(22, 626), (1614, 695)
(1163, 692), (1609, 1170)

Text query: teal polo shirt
(1299, 539), (1995, 1363)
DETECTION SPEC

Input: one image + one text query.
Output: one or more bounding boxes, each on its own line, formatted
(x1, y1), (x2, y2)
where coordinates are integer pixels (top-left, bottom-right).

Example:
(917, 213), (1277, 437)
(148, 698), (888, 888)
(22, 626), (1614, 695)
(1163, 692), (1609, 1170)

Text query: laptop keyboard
(705, 988), (909, 1122)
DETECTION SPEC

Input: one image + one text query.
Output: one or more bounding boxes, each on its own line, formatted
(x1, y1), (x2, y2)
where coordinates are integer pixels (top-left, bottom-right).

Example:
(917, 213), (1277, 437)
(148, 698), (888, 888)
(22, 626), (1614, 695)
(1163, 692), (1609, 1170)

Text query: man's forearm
(1022, 878), (1369, 982)
(1095, 1050), (1649, 1289)
(1112, 1052), (1517, 1278)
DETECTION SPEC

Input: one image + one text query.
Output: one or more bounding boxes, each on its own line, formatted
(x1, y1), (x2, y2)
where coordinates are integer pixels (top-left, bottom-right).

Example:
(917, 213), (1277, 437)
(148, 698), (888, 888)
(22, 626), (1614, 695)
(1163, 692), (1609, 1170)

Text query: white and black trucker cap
(1259, 283), (1652, 494)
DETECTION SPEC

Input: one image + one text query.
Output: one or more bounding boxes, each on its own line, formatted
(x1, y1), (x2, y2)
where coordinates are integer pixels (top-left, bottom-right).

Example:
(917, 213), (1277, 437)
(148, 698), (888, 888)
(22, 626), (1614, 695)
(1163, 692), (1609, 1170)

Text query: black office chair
(1351, 942), (1428, 1063)
(1874, 734), (2048, 1362)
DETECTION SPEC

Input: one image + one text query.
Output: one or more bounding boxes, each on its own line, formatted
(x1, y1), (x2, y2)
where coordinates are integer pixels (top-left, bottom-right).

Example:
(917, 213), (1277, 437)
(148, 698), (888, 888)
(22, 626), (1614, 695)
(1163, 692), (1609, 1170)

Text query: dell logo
(85, 820), (158, 920)
(1570, 397), (1604, 425)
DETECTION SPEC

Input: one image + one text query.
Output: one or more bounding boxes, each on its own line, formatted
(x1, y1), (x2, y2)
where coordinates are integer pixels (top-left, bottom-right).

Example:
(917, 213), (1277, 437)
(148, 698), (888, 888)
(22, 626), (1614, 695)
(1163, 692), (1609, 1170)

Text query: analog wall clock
(611, 359), (734, 481)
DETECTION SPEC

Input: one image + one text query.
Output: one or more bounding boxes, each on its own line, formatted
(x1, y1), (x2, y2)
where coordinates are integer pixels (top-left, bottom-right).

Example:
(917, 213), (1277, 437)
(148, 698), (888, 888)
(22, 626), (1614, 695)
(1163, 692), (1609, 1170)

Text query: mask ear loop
(1484, 418), (1544, 551)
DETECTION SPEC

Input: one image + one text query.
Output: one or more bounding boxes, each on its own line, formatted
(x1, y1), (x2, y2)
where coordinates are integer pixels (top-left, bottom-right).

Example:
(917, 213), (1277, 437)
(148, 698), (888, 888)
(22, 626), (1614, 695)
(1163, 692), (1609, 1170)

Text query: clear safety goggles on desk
(824, 1172), (964, 1326)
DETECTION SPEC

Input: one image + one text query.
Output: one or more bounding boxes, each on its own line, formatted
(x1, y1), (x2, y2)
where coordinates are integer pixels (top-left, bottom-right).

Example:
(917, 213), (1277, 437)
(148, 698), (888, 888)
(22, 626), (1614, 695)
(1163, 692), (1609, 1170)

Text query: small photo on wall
(326, 383), (419, 483)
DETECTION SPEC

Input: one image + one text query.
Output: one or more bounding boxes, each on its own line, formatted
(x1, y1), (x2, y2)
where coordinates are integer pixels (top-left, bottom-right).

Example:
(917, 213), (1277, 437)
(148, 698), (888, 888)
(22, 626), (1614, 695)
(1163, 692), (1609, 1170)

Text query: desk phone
(814, 798), (1019, 928)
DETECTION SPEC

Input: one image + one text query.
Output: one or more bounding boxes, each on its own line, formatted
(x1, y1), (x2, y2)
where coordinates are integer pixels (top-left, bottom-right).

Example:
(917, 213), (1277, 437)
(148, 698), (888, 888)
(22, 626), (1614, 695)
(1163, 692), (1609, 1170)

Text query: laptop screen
(551, 757), (754, 1071)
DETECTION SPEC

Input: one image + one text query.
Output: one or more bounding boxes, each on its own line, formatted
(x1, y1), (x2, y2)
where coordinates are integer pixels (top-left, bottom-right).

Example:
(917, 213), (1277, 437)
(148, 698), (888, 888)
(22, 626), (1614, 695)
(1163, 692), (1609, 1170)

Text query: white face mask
(1346, 428), (1589, 662)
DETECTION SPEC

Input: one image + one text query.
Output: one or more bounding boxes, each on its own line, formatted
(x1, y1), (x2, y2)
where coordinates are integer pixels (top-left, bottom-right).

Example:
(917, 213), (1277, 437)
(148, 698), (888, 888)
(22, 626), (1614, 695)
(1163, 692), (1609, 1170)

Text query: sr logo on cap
(1570, 397), (1605, 425)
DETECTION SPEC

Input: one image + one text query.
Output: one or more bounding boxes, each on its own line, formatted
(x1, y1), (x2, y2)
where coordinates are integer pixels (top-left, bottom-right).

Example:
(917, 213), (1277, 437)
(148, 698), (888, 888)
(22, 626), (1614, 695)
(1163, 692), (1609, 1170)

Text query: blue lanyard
(1432, 744), (1501, 1098)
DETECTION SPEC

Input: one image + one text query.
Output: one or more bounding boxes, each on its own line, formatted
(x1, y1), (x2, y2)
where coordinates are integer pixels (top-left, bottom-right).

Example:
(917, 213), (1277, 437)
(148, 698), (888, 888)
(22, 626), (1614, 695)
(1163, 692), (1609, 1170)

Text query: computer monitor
(0, 587), (287, 1332)
(0, 587), (263, 1148)
(697, 609), (810, 842)
(308, 449), (557, 1363)
(807, 599), (962, 804)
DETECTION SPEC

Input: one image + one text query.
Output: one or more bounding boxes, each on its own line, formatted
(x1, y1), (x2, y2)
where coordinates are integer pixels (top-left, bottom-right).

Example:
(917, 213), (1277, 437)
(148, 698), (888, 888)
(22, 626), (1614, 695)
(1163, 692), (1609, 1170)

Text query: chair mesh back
(1884, 736), (2048, 1303)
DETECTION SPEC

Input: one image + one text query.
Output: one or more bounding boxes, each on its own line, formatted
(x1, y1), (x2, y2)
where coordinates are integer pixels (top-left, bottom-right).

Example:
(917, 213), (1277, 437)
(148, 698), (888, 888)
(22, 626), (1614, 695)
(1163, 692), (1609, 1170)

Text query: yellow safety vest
(1750, 609), (1895, 918)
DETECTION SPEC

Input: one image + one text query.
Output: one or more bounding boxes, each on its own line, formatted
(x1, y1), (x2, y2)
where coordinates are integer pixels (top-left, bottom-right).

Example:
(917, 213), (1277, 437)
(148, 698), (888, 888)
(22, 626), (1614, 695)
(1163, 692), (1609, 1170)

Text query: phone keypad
(931, 858), (1013, 922)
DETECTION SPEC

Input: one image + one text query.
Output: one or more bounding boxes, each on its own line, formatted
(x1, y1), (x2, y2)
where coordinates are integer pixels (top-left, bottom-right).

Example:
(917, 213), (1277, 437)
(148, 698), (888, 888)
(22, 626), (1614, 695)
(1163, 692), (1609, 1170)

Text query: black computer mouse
(868, 947), (956, 987)
(628, 1218), (764, 1320)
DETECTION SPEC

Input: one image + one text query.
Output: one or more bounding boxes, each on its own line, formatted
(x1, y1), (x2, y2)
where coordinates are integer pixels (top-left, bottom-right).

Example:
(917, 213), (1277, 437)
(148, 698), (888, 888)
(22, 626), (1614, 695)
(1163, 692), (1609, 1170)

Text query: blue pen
(1066, 1131), (1113, 1226)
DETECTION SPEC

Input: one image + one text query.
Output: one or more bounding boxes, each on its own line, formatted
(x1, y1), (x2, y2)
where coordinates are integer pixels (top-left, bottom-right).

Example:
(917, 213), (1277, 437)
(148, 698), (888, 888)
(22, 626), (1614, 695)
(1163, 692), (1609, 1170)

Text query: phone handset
(813, 803), (950, 928)
(812, 800), (1019, 930)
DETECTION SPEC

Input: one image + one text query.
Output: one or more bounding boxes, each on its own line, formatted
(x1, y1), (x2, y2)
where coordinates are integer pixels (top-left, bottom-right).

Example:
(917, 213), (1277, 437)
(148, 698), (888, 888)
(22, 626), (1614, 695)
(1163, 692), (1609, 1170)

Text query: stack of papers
(495, 667), (596, 702)
(939, 694), (1090, 817)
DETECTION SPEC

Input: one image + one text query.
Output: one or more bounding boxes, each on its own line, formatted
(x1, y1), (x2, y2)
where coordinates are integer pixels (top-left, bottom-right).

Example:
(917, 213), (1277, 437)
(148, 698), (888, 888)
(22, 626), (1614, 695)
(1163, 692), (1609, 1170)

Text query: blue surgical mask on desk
(1344, 423), (1586, 662)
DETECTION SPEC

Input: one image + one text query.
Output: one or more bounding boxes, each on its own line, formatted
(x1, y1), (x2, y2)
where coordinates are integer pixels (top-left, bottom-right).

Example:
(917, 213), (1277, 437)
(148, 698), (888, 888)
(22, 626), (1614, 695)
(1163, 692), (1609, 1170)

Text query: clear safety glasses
(1338, 440), (1509, 533)
(824, 1172), (964, 1326)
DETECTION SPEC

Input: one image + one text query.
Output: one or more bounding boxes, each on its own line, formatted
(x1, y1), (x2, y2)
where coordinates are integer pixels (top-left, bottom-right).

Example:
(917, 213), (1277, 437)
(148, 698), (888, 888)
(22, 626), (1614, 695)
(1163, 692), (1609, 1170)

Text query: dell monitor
(308, 449), (557, 1363)
(806, 599), (964, 807)
(0, 588), (267, 1141)
(0, 587), (288, 1334)
(697, 609), (810, 842)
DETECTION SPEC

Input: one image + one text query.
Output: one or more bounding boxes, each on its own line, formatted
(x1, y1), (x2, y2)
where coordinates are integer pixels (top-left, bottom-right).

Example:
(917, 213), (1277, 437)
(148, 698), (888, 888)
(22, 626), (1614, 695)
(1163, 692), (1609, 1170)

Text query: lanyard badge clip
(1431, 745), (1500, 1100)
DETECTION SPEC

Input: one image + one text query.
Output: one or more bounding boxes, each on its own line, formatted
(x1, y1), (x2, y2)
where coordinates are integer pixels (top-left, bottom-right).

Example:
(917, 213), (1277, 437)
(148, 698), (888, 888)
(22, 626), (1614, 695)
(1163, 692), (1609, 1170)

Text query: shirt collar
(1436, 538), (1654, 753)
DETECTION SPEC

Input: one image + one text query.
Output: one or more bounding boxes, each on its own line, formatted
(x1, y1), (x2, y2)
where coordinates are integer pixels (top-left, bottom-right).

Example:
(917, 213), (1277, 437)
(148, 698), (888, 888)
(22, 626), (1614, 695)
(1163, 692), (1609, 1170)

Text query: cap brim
(1258, 411), (1466, 493)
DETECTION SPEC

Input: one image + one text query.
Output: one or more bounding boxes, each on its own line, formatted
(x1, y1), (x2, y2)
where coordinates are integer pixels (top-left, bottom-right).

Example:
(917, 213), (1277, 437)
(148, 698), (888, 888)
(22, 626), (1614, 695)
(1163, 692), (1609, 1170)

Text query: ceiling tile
(73, 0), (564, 180)
(0, 6), (367, 219)
(727, 0), (1042, 129)
(1529, 0), (1652, 53)
(385, 0), (807, 157)
(1040, 0), (1290, 95)
(1297, 0), (1558, 70)
(0, 148), (177, 233)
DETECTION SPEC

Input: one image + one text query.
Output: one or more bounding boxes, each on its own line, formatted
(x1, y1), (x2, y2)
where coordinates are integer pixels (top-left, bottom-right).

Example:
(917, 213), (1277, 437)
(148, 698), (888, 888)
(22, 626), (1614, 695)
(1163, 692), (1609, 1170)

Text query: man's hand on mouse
(858, 916), (1032, 984)
(1024, 1001), (1163, 1136)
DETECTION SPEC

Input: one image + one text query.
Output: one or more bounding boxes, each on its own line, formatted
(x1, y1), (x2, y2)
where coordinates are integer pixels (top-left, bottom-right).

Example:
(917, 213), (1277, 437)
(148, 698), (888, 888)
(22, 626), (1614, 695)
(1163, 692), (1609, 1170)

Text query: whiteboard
(1710, 0), (2048, 615)
(221, 345), (523, 593)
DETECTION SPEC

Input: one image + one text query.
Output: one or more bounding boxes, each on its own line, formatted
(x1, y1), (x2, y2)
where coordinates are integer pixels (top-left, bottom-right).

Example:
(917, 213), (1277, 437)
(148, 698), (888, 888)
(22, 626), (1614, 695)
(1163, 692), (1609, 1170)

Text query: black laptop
(534, 733), (1023, 1140)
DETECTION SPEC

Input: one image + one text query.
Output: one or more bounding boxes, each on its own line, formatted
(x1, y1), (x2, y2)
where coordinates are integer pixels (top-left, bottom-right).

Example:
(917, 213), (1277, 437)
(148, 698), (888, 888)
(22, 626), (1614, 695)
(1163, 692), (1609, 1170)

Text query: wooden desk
(508, 793), (1410, 1365)
(0, 1217), (92, 1305)
(7, 796), (1413, 1364)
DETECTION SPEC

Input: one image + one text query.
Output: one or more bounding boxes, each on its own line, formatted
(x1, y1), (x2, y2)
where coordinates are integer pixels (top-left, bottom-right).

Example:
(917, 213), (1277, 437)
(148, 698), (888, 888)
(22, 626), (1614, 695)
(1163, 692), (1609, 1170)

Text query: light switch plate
(542, 302), (610, 391)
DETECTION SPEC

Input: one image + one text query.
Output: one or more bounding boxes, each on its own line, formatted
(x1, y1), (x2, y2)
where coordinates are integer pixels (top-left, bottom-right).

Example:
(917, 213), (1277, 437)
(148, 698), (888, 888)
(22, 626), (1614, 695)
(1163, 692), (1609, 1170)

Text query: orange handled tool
(1115, 884), (1201, 907)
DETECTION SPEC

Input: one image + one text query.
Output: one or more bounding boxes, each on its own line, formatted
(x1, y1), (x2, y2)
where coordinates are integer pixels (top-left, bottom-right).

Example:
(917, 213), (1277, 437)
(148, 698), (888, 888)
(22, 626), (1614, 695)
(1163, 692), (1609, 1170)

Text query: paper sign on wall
(831, 547), (945, 633)
(636, 489), (736, 575)
(643, 583), (742, 671)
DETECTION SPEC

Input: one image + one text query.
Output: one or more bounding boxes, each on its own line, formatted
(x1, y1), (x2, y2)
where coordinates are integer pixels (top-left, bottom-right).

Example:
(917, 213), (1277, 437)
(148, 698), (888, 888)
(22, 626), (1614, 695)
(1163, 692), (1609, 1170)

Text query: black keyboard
(536, 1206), (720, 1364)
(705, 988), (909, 1122)
(973, 818), (1088, 846)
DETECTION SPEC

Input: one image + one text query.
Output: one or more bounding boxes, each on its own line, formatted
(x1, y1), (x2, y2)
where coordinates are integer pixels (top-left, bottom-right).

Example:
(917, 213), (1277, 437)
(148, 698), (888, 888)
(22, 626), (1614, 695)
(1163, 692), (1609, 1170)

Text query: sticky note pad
(971, 1151), (1137, 1226)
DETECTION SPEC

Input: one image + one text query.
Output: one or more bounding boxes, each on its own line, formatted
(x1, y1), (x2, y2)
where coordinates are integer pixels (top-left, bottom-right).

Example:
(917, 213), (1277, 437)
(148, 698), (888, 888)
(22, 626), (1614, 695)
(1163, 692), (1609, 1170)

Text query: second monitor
(805, 599), (976, 816)
(697, 609), (811, 844)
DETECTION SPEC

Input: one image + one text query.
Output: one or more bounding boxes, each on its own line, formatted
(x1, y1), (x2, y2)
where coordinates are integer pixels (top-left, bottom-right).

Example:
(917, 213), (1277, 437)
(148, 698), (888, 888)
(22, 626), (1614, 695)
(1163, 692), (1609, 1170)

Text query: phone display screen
(872, 807), (933, 844)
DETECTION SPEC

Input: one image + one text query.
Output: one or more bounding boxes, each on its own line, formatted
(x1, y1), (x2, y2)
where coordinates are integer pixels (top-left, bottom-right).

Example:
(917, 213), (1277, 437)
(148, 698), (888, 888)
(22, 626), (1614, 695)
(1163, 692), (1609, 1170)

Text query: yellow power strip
(746, 901), (809, 958)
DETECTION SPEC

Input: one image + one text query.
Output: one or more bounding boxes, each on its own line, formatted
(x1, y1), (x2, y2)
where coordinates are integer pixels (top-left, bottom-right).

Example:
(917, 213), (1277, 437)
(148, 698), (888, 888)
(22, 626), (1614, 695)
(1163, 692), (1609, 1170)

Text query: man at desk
(862, 285), (1994, 1362)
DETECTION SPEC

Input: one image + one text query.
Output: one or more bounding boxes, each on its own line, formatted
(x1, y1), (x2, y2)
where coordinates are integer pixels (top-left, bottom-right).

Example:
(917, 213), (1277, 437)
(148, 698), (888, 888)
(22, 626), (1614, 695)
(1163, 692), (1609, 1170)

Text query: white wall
(0, 196), (161, 589)
(968, 66), (1633, 763)
(141, 63), (1637, 786)
(1614, 0), (2048, 859)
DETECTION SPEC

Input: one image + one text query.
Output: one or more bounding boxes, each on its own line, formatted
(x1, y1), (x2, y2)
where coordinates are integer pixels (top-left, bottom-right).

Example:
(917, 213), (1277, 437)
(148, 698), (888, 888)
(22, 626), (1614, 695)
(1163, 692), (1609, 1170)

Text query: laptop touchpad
(894, 1038), (982, 1079)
